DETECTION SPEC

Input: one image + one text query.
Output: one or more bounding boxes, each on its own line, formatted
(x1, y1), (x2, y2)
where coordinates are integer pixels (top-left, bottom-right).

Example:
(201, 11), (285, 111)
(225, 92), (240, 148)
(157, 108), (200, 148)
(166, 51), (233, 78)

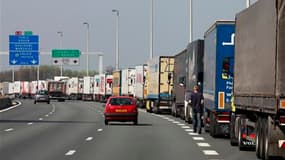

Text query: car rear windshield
(37, 90), (48, 95)
(110, 98), (134, 105)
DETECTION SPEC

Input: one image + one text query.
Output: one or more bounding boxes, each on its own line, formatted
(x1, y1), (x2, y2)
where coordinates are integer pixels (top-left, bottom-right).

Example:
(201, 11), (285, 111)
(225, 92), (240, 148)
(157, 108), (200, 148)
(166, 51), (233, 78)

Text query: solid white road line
(0, 101), (22, 113)
(97, 129), (103, 132)
(4, 128), (14, 132)
(197, 143), (211, 147)
(86, 137), (93, 141)
(65, 150), (76, 156)
(192, 137), (205, 141)
(202, 150), (219, 155)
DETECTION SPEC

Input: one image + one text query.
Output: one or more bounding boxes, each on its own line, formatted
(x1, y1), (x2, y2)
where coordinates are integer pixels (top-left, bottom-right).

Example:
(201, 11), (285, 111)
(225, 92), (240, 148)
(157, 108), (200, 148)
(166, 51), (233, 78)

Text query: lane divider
(27, 122), (33, 125)
(0, 100), (22, 113)
(65, 150), (76, 156)
(86, 137), (93, 141)
(4, 128), (14, 132)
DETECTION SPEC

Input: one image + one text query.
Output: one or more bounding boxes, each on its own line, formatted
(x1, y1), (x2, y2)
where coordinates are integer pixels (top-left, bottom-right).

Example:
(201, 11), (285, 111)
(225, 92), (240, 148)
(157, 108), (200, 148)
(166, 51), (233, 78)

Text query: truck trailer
(121, 68), (136, 97)
(112, 70), (121, 96)
(82, 76), (94, 101)
(203, 21), (235, 137)
(146, 56), (174, 113)
(171, 40), (204, 122)
(134, 65), (147, 108)
(231, 0), (285, 159)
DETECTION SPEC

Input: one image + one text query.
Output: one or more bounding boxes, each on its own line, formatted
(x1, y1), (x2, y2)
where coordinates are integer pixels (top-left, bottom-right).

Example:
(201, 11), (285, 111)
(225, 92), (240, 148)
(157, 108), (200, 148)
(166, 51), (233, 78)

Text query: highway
(0, 100), (258, 160)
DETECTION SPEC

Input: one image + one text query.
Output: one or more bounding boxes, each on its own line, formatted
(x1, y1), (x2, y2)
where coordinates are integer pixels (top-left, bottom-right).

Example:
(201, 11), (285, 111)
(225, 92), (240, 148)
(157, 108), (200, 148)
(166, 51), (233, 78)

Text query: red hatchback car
(104, 96), (138, 125)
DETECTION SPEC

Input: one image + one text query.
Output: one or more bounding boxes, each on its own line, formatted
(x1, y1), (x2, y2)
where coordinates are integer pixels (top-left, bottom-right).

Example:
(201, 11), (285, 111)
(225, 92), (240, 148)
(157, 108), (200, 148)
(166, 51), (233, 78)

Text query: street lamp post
(83, 22), (90, 76)
(112, 9), (119, 70)
(189, 0), (193, 43)
(57, 31), (63, 76)
(150, 0), (153, 59)
(246, 0), (250, 8)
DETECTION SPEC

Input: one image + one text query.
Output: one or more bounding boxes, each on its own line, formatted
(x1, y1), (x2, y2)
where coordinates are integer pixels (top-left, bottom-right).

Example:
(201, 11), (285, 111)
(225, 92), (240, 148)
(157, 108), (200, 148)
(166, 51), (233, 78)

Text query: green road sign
(24, 31), (33, 35)
(52, 49), (81, 58)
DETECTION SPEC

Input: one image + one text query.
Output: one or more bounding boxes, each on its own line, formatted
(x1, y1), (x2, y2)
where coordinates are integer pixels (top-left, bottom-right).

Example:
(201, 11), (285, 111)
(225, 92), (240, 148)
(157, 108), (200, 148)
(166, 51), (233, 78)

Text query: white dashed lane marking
(177, 123), (185, 126)
(65, 150), (76, 156)
(39, 118), (43, 120)
(97, 128), (103, 132)
(45, 114), (49, 117)
(27, 123), (33, 125)
(185, 129), (194, 132)
(197, 143), (211, 147)
(182, 126), (190, 129)
(4, 128), (14, 132)
(86, 137), (93, 141)
(192, 137), (205, 141)
(188, 132), (199, 136)
(202, 150), (219, 155)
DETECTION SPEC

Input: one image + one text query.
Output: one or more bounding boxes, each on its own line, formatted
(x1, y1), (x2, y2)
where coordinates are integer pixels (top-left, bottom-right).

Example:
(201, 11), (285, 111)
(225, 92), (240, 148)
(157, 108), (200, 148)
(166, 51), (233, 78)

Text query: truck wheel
(256, 118), (262, 158)
(238, 117), (245, 150)
(230, 114), (238, 146)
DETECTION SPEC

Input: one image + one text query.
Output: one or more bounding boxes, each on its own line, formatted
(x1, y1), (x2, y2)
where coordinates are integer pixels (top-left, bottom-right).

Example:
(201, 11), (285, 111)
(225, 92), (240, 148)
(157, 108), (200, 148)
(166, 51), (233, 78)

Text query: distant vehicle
(34, 90), (50, 104)
(104, 96), (138, 125)
(47, 80), (66, 102)
(145, 56), (175, 113)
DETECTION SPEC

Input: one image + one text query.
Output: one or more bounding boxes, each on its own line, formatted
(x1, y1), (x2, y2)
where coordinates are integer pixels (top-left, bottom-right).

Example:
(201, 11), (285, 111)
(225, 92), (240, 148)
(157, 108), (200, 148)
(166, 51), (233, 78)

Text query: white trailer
(82, 76), (94, 101)
(66, 77), (80, 100)
(121, 68), (136, 96)
(94, 75), (100, 101)
(20, 81), (30, 98)
(134, 65), (147, 108)
(13, 81), (21, 97)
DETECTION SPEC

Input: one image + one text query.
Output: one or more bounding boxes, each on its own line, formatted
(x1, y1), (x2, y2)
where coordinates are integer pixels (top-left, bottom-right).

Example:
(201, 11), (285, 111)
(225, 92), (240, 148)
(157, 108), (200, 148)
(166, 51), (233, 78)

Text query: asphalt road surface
(0, 99), (258, 160)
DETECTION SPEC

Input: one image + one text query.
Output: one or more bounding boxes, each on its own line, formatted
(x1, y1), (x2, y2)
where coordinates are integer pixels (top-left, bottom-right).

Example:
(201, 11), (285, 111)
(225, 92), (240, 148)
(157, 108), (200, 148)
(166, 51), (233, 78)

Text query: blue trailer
(203, 21), (235, 137)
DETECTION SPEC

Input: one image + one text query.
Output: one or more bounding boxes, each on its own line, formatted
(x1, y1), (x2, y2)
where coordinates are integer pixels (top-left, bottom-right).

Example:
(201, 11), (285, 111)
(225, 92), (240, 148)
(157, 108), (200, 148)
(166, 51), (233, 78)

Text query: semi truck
(203, 21), (235, 137)
(94, 75), (100, 101)
(82, 76), (94, 101)
(98, 74), (113, 102)
(134, 65), (147, 108)
(171, 40), (204, 122)
(112, 70), (121, 96)
(146, 56), (174, 113)
(121, 68), (136, 97)
(47, 80), (66, 101)
(66, 77), (81, 100)
(230, 0), (285, 159)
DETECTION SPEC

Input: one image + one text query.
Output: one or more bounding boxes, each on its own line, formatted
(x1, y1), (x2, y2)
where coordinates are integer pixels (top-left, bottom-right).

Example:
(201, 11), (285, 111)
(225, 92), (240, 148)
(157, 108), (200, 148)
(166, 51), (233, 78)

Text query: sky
(0, 0), (256, 73)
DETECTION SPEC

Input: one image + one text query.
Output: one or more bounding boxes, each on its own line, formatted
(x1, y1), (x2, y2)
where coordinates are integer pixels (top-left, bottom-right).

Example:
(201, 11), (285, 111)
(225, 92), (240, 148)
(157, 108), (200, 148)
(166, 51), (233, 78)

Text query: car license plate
(115, 109), (127, 112)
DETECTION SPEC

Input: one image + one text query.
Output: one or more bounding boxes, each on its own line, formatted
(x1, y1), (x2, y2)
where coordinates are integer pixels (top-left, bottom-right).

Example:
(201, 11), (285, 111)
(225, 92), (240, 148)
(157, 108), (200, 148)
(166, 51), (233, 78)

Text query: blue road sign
(9, 35), (39, 65)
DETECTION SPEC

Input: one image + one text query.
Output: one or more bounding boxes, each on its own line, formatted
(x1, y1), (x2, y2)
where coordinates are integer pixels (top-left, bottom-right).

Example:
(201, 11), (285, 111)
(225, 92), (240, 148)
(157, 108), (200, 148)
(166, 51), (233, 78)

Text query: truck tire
(256, 118), (263, 159)
(238, 117), (245, 151)
(230, 114), (238, 146)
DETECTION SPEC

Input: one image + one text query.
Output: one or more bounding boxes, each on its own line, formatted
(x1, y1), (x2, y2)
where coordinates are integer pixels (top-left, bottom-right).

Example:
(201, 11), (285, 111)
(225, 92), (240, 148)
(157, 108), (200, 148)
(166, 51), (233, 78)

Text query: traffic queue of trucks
(0, 1), (283, 159)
